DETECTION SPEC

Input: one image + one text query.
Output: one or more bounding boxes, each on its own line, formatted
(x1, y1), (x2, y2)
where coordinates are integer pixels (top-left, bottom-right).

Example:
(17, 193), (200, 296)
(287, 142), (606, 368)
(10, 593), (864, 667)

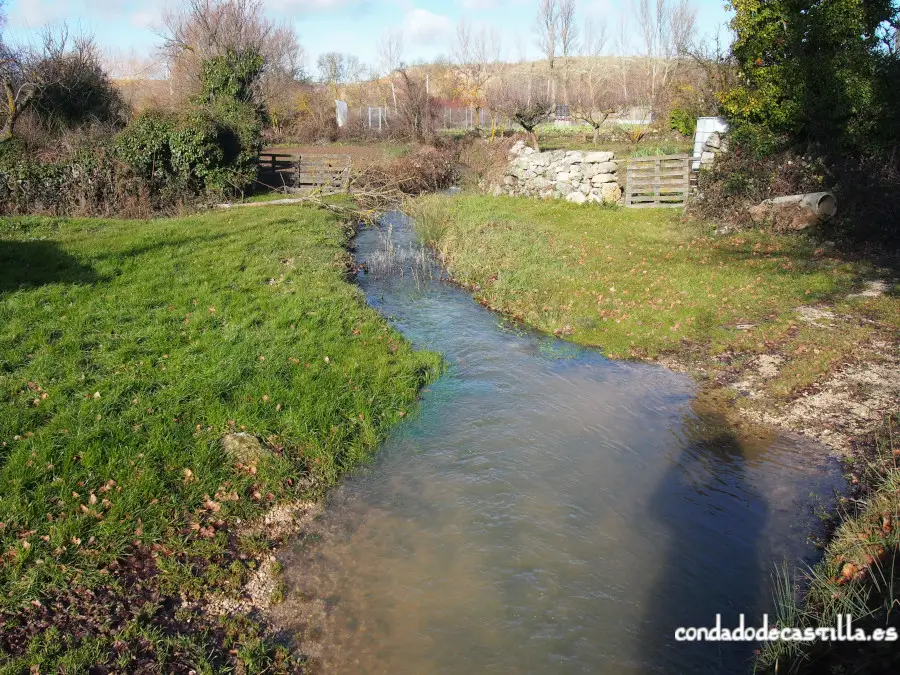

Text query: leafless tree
(487, 75), (554, 151)
(636, 0), (696, 114)
(557, 0), (579, 102)
(452, 21), (500, 130)
(682, 29), (737, 118)
(571, 18), (617, 144)
(377, 29), (404, 75)
(377, 29), (404, 109)
(0, 47), (40, 141)
(0, 0), (37, 140)
(0, 25), (98, 141)
(161, 0), (304, 107)
(317, 52), (347, 93)
(615, 14), (631, 104)
(559, 0), (578, 63)
(535, 0), (559, 72)
(394, 67), (435, 141)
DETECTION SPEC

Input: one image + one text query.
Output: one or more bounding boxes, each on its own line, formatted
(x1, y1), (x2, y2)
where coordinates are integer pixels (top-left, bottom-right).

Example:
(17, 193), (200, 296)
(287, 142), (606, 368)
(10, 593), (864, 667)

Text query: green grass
(407, 194), (897, 403)
(0, 205), (440, 671)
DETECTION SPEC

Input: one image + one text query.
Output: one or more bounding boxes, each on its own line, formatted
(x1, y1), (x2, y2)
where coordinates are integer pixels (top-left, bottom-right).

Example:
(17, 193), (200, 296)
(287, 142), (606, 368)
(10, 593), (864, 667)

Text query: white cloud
(9, 0), (69, 26)
(402, 8), (453, 45)
(130, 9), (163, 29)
(267, 0), (368, 12)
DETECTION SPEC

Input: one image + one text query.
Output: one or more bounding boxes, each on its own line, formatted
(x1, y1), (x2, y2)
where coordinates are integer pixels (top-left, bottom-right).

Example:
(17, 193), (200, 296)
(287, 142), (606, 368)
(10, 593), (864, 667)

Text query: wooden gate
(258, 153), (351, 193)
(624, 154), (692, 208)
(295, 154), (351, 192)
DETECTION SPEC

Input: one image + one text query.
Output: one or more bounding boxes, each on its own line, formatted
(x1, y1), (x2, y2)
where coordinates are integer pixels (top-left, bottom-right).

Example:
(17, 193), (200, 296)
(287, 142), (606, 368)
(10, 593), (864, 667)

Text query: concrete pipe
(766, 192), (837, 218)
(748, 191), (837, 230)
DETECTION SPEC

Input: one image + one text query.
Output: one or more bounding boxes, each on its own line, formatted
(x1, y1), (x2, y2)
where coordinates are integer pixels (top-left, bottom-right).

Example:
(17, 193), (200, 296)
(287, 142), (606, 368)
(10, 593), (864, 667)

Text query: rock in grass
(222, 433), (267, 464)
(565, 191), (587, 204)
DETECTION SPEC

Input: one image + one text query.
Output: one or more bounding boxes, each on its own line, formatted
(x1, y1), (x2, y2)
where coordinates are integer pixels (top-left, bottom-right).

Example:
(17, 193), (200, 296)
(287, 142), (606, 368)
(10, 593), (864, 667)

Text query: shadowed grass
(0, 205), (440, 671)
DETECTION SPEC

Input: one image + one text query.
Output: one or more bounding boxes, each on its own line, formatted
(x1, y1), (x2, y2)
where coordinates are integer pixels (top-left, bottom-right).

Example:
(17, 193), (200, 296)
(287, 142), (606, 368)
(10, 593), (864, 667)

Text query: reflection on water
(271, 211), (842, 674)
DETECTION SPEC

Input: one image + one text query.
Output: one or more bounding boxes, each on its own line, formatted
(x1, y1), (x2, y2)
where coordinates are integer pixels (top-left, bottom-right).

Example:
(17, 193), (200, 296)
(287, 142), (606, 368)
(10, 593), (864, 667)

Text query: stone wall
(699, 131), (728, 169)
(490, 140), (622, 205)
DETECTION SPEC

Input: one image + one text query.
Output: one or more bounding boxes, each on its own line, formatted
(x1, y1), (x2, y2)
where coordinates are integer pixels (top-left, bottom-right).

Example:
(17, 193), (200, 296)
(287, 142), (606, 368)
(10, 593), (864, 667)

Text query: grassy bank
(408, 194), (897, 409)
(0, 206), (440, 672)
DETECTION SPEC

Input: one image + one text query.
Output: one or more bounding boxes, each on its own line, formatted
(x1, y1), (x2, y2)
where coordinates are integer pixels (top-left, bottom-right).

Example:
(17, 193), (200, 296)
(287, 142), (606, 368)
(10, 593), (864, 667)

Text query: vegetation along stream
(271, 210), (845, 674)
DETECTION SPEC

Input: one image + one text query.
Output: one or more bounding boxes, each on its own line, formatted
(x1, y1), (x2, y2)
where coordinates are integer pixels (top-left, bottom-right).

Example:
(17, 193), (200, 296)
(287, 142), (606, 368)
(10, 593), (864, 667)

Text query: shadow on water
(642, 405), (769, 674)
(0, 240), (97, 294)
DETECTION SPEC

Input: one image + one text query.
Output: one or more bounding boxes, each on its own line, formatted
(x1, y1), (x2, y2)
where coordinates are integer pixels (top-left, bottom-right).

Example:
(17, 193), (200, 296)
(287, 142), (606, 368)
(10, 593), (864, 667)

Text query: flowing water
(273, 210), (843, 674)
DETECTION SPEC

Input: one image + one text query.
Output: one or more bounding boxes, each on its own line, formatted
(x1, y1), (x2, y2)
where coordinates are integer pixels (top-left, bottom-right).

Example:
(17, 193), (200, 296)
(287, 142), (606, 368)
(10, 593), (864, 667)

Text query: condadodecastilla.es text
(675, 614), (898, 643)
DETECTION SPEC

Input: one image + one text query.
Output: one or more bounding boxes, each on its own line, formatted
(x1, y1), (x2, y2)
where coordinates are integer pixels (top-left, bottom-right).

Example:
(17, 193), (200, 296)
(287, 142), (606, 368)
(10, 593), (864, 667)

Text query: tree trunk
(592, 125), (599, 145)
(1, 81), (17, 142)
(530, 130), (540, 153)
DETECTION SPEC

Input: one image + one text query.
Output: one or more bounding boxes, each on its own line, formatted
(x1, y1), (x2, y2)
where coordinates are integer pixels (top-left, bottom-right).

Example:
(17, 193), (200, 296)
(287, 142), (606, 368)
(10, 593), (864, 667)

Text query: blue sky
(4, 0), (733, 75)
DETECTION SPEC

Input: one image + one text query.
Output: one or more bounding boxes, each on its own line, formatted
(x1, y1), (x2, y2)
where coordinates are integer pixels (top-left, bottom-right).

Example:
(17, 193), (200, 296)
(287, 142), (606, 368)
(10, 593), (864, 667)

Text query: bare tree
(377, 29), (404, 75)
(487, 75), (554, 151)
(377, 29), (404, 109)
(161, 0), (304, 107)
(559, 0), (578, 64)
(535, 0), (559, 72)
(683, 29), (736, 117)
(317, 51), (347, 96)
(558, 0), (579, 103)
(0, 0), (38, 140)
(394, 67), (435, 141)
(615, 13), (631, 104)
(636, 0), (696, 114)
(452, 21), (500, 130)
(0, 46), (41, 141)
(0, 25), (97, 141)
(571, 18), (617, 144)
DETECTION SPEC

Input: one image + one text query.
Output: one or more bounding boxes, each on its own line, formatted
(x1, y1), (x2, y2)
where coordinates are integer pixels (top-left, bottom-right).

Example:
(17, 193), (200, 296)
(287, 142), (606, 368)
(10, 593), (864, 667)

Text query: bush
(351, 146), (459, 208)
(116, 106), (259, 198)
(0, 142), (151, 217)
(31, 35), (128, 131)
(669, 108), (696, 137)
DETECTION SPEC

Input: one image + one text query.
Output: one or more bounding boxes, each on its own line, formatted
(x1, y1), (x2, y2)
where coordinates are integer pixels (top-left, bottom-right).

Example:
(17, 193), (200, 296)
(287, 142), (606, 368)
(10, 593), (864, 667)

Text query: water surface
(273, 211), (841, 674)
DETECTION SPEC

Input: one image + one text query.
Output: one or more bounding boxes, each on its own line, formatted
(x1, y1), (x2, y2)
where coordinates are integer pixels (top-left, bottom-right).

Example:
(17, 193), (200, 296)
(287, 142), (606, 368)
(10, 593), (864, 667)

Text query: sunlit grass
(0, 205), (440, 667)
(407, 193), (897, 402)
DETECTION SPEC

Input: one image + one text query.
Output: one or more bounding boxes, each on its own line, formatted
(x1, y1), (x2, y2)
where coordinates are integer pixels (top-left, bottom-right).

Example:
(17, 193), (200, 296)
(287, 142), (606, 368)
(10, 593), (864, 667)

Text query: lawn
(0, 206), (440, 671)
(408, 194), (898, 404)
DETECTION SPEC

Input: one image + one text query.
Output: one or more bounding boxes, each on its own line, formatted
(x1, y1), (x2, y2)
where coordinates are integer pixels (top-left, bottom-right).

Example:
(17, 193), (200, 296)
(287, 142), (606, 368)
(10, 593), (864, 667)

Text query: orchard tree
(452, 21), (500, 131)
(487, 75), (554, 151)
(571, 19), (618, 144)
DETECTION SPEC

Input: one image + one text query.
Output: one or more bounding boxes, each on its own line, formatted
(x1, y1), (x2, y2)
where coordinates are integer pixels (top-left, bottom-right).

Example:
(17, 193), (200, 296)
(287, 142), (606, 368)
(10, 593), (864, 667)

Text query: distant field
(263, 141), (412, 167)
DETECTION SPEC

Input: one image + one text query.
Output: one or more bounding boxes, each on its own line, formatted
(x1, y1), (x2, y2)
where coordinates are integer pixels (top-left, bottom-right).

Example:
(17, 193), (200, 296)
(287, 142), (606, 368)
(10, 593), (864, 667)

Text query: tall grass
(758, 415), (900, 673)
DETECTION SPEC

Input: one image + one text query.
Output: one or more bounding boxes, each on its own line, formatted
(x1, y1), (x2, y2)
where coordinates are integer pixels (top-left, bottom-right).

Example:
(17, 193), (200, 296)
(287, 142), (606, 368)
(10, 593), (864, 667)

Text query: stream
(272, 209), (843, 674)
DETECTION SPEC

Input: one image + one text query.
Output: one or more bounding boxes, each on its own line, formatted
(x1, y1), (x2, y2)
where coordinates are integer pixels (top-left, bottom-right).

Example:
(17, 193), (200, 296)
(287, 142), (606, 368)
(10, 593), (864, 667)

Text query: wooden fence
(624, 154), (692, 208)
(258, 153), (351, 192)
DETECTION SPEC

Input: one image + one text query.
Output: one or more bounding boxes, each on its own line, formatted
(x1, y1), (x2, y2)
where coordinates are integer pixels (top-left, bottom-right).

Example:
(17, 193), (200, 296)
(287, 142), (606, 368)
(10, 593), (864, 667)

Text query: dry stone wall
(490, 140), (623, 205)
